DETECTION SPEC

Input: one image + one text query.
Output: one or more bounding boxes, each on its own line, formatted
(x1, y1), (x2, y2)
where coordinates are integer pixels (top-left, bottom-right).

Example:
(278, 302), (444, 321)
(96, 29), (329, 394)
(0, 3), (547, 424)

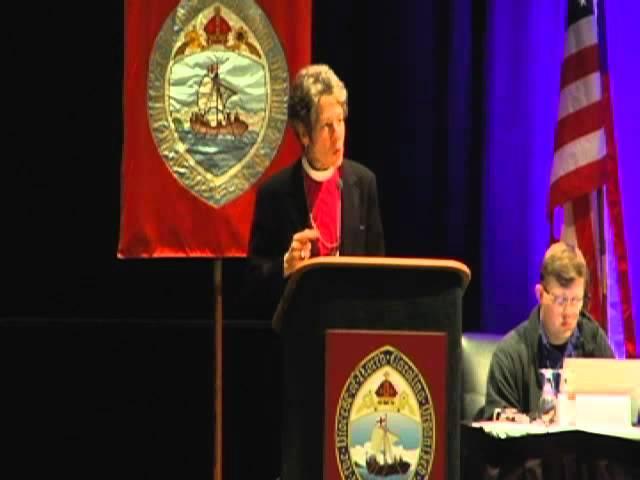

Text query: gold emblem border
(334, 345), (436, 480)
(147, 0), (289, 207)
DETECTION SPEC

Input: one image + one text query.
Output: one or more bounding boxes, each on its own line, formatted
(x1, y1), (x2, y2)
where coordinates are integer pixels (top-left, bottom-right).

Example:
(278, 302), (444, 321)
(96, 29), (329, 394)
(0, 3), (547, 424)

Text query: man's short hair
(540, 241), (588, 288)
(288, 64), (348, 136)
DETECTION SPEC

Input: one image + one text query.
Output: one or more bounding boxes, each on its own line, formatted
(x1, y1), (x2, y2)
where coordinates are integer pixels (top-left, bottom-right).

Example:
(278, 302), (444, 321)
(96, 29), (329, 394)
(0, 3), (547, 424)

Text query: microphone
(335, 177), (342, 255)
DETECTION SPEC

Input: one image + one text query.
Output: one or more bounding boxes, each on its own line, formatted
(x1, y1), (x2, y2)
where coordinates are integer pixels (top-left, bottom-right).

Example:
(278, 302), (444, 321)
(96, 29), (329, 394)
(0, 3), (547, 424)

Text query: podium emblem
(335, 346), (435, 479)
(147, 0), (289, 207)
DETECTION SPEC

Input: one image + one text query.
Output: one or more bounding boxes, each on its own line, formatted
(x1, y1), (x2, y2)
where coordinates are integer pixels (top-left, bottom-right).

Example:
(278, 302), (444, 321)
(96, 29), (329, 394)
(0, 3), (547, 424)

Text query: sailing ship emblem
(147, 1), (288, 207)
(190, 61), (249, 137)
(335, 347), (435, 479)
(366, 415), (412, 476)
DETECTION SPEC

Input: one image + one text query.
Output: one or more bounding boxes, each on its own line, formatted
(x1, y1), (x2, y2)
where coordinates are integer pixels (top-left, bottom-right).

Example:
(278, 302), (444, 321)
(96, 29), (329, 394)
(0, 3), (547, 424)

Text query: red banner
(118, 0), (311, 258)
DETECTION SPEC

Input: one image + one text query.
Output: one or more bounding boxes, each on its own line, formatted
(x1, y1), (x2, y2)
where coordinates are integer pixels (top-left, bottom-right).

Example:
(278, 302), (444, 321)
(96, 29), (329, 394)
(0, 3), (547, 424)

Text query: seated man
(483, 241), (613, 420)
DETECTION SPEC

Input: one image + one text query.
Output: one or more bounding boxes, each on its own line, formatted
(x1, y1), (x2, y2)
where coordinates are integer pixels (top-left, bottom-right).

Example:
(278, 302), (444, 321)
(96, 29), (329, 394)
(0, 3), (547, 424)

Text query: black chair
(461, 332), (502, 421)
(460, 333), (502, 480)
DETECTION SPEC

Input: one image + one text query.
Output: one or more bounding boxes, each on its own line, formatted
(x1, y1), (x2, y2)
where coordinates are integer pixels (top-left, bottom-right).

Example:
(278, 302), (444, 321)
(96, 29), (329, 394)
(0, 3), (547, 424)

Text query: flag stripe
(605, 193), (626, 357)
(598, 0), (635, 357)
(560, 44), (600, 90)
(601, 72), (637, 357)
(548, 159), (608, 214)
(564, 15), (597, 56)
(557, 72), (601, 120)
(551, 128), (606, 182)
(572, 194), (605, 328)
(554, 100), (603, 151)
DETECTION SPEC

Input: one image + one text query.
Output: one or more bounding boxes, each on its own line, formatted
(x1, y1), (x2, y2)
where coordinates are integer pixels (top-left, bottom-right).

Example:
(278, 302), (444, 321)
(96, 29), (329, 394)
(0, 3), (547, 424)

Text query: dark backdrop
(5, 1), (485, 479)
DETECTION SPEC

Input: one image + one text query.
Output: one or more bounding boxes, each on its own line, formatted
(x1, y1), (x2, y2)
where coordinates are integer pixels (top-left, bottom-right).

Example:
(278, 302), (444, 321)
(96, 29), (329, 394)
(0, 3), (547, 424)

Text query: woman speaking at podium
(247, 64), (385, 316)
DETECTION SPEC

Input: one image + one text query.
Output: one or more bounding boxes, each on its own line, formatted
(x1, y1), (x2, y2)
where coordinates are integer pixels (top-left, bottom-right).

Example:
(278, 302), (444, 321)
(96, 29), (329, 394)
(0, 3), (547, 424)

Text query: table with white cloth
(461, 421), (640, 480)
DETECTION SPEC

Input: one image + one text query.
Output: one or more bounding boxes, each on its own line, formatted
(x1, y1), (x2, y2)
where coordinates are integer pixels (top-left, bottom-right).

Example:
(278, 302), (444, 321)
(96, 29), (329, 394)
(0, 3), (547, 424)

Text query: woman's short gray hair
(288, 64), (348, 135)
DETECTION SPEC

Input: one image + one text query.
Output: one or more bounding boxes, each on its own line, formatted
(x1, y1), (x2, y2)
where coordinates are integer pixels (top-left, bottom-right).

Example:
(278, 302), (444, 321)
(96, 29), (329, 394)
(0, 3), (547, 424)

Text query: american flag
(549, 0), (636, 358)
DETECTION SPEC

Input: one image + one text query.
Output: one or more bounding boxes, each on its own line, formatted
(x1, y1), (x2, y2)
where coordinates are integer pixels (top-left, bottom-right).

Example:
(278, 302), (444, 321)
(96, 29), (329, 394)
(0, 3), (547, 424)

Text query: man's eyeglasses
(542, 285), (584, 308)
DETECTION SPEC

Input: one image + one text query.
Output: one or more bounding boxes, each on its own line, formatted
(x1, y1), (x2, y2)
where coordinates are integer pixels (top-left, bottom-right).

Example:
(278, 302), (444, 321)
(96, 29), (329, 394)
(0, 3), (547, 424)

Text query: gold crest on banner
(148, 0), (289, 207)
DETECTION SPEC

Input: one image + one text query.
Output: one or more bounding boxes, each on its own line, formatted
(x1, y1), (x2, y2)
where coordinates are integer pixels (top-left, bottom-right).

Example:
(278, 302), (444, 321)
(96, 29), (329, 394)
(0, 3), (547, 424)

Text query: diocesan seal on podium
(325, 331), (448, 480)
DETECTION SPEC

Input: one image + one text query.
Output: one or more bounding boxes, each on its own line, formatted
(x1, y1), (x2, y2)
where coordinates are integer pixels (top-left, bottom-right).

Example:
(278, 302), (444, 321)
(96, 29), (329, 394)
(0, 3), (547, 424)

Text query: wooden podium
(273, 257), (470, 480)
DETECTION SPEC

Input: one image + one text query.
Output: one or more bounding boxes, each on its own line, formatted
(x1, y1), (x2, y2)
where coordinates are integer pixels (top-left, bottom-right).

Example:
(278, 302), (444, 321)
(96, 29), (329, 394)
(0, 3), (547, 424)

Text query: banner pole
(214, 259), (223, 479)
